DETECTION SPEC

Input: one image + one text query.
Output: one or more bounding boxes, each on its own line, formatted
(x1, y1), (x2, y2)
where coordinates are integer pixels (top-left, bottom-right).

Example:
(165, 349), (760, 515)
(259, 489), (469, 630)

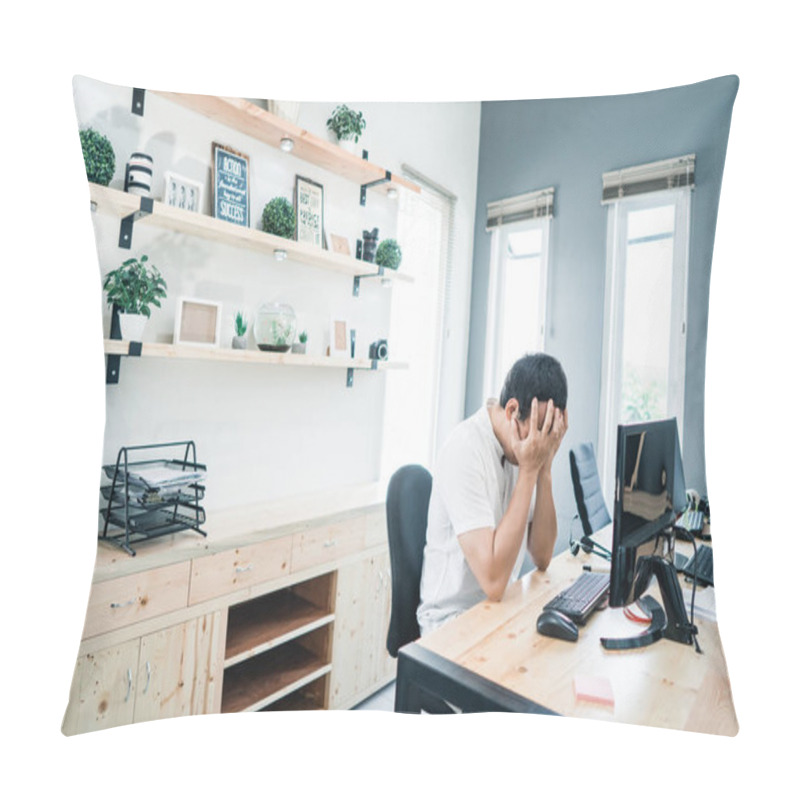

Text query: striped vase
(124, 152), (153, 197)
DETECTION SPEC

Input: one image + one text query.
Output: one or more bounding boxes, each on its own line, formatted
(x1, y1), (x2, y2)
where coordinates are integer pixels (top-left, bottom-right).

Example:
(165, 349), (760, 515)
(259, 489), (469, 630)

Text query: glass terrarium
(254, 302), (297, 352)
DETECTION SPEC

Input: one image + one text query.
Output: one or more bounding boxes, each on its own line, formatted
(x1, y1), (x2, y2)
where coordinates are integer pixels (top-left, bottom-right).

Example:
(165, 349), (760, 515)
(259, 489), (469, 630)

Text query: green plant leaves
(261, 197), (296, 239)
(104, 255), (167, 315)
(326, 105), (366, 142)
(375, 238), (402, 270)
(80, 128), (115, 186)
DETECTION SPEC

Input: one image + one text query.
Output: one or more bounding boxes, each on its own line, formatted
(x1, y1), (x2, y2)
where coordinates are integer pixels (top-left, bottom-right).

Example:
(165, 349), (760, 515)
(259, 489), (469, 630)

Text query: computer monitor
(601, 417), (697, 651)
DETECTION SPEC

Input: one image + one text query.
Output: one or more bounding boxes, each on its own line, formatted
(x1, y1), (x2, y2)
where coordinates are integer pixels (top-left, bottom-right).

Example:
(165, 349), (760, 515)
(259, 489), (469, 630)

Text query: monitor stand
(600, 557), (698, 651)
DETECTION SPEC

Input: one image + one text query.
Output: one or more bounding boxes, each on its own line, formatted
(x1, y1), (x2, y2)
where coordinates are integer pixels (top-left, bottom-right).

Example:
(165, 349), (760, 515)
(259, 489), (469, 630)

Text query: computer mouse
(536, 609), (579, 642)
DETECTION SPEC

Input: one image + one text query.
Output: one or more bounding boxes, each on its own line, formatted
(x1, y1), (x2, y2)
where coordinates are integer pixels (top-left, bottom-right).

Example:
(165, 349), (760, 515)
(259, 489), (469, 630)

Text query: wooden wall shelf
(104, 339), (408, 373)
(90, 184), (412, 285)
(153, 90), (420, 200)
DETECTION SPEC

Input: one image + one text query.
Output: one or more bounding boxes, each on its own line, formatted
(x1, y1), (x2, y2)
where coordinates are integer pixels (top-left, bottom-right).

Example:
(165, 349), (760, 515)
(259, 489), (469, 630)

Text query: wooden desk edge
(396, 642), (556, 715)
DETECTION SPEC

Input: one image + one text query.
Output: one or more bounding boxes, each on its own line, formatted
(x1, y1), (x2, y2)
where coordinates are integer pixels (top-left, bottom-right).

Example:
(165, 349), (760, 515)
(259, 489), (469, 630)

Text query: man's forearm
(529, 469), (557, 570)
(490, 468), (538, 579)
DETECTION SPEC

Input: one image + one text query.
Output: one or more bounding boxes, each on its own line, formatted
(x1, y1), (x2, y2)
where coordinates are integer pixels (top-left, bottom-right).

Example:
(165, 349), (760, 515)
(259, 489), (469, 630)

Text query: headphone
(568, 514), (612, 561)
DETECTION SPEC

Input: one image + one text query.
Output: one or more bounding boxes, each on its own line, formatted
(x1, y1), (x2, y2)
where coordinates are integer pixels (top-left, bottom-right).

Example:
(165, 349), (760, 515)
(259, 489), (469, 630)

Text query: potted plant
(232, 310), (248, 349)
(326, 104), (366, 153)
(375, 238), (402, 271)
(291, 330), (308, 354)
(261, 197), (296, 239)
(80, 127), (116, 186)
(103, 254), (167, 341)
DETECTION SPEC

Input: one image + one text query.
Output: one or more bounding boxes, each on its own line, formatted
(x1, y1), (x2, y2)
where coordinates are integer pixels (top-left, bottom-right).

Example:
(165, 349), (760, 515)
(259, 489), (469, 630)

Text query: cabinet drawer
(83, 562), (191, 640)
(291, 520), (365, 573)
(189, 536), (292, 605)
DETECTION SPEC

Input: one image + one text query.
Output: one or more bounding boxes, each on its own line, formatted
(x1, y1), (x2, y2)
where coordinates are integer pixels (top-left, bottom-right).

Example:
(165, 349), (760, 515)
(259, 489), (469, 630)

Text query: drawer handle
(125, 668), (132, 703)
(110, 598), (137, 609)
(143, 661), (151, 695)
(235, 565), (252, 573)
(323, 539), (337, 548)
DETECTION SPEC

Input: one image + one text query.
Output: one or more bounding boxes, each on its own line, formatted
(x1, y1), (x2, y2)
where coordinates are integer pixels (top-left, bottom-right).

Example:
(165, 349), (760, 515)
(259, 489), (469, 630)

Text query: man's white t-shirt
(416, 402), (534, 635)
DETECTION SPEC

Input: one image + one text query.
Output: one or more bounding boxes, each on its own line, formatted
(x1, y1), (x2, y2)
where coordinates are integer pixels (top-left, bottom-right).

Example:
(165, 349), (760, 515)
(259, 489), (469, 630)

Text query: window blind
(602, 155), (695, 204)
(486, 187), (554, 230)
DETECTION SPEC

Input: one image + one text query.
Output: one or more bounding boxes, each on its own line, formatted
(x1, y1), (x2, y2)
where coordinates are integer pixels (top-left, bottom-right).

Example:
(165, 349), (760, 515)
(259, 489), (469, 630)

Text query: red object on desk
(574, 674), (615, 708)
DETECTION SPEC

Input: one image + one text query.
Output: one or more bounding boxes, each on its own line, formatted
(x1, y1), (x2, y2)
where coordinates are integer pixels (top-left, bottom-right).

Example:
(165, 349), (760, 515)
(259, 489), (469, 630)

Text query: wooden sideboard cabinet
(63, 488), (397, 735)
(62, 612), (225, 735)
(329, 550), (393, 710)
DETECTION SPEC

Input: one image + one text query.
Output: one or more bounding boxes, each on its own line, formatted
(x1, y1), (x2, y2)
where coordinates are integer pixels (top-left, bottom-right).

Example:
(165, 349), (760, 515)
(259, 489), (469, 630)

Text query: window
(380, 168), (455, 475)
(483, 188), (553, 399)
(598, 157), (693, 499)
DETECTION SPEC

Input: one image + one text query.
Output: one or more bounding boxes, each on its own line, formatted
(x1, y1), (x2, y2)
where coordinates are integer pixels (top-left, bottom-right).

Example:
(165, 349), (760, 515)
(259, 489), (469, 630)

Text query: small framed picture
(327, 232), (351, 256)
(295, 175), (324, 247)
(213, 142), (250, 227)
(164, 172), (203, 213)
(174, 297), (222, 347)
(329, 318), (351, 358)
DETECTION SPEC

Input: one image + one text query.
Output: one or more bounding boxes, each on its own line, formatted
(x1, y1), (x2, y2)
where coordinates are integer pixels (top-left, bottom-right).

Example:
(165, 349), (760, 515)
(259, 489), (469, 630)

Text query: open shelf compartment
(221, 573), (335, 712)
(221, 629), (332, 713)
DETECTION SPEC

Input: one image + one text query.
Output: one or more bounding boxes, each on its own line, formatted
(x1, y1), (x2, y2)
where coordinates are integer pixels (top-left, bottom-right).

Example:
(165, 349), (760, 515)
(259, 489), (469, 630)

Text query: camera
(369, 339), (389, 361)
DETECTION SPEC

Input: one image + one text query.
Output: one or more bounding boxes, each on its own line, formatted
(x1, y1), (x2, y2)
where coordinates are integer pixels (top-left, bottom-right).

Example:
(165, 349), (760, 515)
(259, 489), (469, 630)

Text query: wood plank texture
(225, 589), (334, 666)
(221, 641), (331, 713)
(103, 338), (408, 372)
(417, 538), (738, 735)
(90, 183), (414, 286)
(152, 91), (420, 197)
(82, 561), (191, 639)
(134, 611), (225, 722)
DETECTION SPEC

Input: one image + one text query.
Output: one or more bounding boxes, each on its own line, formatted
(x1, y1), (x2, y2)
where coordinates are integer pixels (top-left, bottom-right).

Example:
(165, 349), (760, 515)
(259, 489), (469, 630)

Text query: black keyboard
(543, 571), (610, 625)
(682, 544), (714, 587)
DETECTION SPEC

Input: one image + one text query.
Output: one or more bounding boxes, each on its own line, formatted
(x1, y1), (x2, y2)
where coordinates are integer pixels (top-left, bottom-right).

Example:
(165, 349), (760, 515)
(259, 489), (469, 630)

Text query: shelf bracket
(131, 88), (146, 116)
(360, 170), (392, 206)
(106, 306), (142, 384)
(352, 265), (384, 297)
(119, 195), (154, 249)
(346, 358), (380, 388)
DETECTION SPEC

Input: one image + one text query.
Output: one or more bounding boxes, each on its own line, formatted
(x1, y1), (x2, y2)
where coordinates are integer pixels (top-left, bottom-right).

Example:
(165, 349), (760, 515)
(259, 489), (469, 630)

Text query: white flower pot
(338, 137), (357, 154)
(119, 312), (147, 342)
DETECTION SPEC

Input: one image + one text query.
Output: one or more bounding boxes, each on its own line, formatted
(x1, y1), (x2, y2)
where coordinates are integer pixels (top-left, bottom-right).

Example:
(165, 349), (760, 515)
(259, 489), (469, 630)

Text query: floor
(352, 680), (396, 711)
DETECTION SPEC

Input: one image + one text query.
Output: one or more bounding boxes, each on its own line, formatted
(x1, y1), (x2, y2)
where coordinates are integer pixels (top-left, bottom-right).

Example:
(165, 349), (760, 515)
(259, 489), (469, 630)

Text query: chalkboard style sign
(213, 142), (250, 227)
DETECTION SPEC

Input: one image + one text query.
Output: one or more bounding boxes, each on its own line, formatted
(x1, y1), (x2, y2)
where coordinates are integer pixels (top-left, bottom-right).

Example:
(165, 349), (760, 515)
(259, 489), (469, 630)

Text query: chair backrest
(569, 443), (612, 537)
(385, 464), (432, 658)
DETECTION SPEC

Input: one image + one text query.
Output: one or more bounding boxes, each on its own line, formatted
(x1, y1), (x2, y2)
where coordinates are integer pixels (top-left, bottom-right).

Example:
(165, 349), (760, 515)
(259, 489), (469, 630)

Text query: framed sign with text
(213, 143), (249, 227)
(295, 175), (324, 247)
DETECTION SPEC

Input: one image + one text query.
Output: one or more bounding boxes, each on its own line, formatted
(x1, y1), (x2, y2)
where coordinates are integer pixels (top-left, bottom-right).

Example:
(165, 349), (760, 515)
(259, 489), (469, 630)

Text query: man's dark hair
(499, 353), (568, 421)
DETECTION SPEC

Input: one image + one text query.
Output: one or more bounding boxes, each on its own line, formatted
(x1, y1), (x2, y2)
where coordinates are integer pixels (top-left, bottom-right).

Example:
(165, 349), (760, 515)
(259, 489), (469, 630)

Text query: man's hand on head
(510, 398), (564, 477)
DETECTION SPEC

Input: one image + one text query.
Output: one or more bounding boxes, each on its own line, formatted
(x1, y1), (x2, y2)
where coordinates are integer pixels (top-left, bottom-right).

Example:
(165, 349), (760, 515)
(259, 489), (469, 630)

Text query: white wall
(73, 76), (480, 511)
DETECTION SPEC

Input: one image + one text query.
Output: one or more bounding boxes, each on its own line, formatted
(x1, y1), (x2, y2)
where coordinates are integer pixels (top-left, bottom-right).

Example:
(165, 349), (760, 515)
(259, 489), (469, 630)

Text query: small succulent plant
(235, 311), (248, 336)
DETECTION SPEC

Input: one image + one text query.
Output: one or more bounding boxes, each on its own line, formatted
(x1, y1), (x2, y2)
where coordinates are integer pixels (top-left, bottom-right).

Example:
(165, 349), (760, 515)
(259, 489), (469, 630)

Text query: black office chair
(569, 443), (612, 560)
(385, 464), (432, 658)
(385, 465), (456, 714)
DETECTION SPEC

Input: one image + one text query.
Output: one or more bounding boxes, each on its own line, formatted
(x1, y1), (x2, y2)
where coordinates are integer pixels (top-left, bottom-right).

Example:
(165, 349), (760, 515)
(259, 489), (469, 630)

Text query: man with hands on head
(417, 353), (568, 635)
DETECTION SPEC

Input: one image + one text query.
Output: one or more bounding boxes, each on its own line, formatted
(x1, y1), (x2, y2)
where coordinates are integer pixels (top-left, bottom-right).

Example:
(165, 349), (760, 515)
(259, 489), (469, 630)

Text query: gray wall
(465, 76), (738, 551)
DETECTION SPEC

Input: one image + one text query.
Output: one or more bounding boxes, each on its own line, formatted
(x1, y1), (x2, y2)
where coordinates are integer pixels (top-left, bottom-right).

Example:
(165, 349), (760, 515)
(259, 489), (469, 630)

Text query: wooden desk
(396, 536), (738, 735)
